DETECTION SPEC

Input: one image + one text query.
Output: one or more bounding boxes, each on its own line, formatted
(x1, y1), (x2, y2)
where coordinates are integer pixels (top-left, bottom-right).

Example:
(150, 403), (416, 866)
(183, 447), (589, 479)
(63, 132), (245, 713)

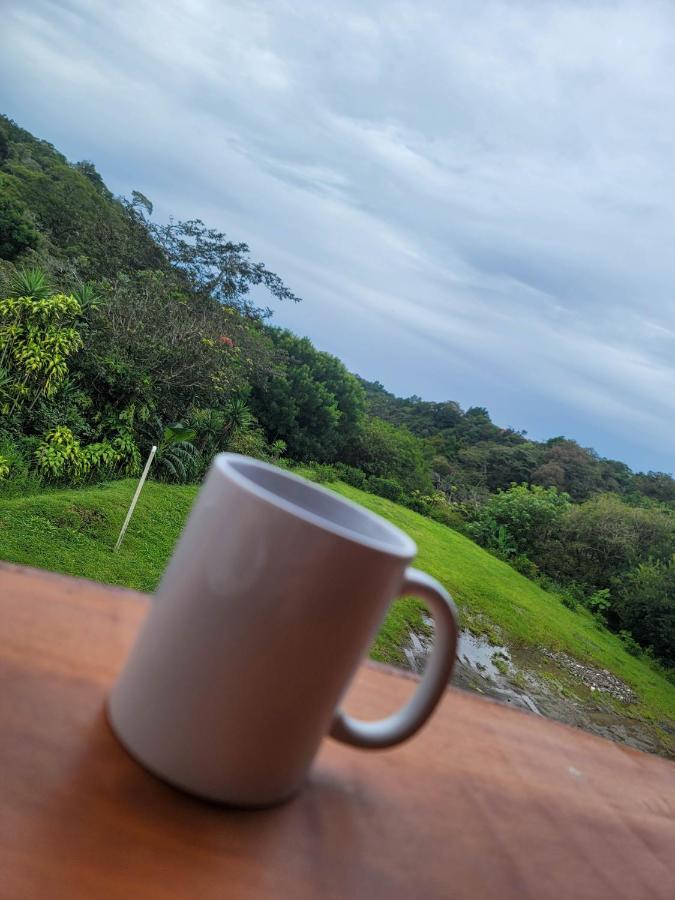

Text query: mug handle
(330, 567), (458, 749)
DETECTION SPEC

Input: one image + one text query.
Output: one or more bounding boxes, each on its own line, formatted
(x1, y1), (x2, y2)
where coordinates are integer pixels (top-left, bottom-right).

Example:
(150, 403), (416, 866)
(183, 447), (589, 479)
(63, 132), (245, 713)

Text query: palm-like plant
(70, 282), (101, 312)
(7, 267), (51, 299)
(188, 398), (254, 464)
(189, 407), (227, 459)
(223, 397), (253, 435)
(143, 417), (199, 483)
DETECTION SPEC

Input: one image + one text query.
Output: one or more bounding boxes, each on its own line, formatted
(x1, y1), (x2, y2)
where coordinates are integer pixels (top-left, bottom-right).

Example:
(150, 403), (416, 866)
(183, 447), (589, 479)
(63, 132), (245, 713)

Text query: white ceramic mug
(108, 454), (458, 806)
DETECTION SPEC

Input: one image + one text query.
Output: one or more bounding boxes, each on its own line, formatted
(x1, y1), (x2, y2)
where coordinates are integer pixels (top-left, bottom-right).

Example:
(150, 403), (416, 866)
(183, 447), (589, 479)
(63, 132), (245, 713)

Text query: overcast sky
(2, 0), (675, 472)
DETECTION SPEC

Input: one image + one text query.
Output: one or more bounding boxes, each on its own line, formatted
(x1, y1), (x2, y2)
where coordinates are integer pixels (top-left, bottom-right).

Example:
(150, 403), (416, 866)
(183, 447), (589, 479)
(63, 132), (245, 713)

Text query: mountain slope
(0, 475), (672, 754)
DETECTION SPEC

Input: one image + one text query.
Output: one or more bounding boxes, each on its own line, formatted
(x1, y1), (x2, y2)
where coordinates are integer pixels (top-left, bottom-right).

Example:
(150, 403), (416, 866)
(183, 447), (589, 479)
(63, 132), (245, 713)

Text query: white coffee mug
(108, 454), (458, 806)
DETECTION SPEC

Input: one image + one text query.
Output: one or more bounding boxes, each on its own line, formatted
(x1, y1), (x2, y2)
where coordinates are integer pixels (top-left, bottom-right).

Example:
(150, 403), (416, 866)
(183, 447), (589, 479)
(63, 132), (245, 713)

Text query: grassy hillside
(1, 476), (674, 728)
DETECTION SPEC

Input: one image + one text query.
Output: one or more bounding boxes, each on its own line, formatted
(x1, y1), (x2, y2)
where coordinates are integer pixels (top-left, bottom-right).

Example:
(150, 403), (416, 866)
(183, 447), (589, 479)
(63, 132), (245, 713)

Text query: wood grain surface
(1, 562), (674, 899)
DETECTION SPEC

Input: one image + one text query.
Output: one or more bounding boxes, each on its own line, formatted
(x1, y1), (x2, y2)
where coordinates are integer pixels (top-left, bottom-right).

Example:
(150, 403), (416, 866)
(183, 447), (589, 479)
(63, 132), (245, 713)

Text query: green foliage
(0, 435), (42, 497)
(251, 329), (365, 462)
(406, 489), (465, 528)
(619, 630), (643, 657)
(3, 477), (674, 743)
(615, 559), (675, 665)
(332, 462), (368, 490)
(0, 115), (163, 280)
(510, 554), (539, 580)
(33, 424), (132, 483)
(467, 483), (571, 558)
(0, 452), (9, 479)
(79, 270), (276, 422)
(145, 216), (301, 316)
(345, 417), (433, 494)
(141, 417), (200, 483)
(0, 278), (83, 417)
(584, 588), (612, 619)
(304, 461), (338, 484)
(0, 194), (39, 260)
(7, 266), (50, 299)
(367, 475), (405, 502)
(560, 592), (579, 612)
(541, 494), (674, 592)
(632, 471), (675, 503)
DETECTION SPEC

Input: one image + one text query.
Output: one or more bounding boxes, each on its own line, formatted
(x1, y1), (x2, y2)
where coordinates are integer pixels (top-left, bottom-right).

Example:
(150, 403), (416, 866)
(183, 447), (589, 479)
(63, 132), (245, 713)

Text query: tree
(0, 195), (39, 261)
(251, 329), (365, 462)
(467, 483), (571, 559)
(633, 471), (675, 504)
(0, 129), (9, 164)
(533, 439), (603, 501)
(77, 270), (276, 422)
(345, 417), (433, 494)
(540, 494), (674, 592)
(145, 217), (301, 317)
(615, 559), (675, 664)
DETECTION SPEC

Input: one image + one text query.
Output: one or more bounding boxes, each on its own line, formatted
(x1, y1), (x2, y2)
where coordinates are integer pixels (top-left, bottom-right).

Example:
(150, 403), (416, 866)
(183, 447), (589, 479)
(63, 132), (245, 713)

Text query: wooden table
(1, 563), (674, 899)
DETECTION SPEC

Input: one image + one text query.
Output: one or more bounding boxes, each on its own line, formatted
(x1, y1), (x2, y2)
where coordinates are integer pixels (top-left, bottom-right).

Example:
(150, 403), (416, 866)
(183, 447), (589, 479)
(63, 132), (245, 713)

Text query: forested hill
(360, 378), (675, 504)
(1, 113), (673, 669)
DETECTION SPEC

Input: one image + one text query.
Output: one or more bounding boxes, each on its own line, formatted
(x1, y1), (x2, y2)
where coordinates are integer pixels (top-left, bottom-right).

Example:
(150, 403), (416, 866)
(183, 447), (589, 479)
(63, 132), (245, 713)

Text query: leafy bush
(0, 274), (83, 418)
(618, 630), (642, 657)
(345, 417), (433, 494)
(542, 494), (674, 592)
(614, 559), (675, 665)
(560, 593), (579, 611)
(510, 554), (539, 579)
(467, 483), (570, 558)
(0, 435), (42, 496)
(332, 462), (368, 490)
(584, 588), (612, 622)
(406, 489), (466, 529)
(304, 462), (337, 484)
(368, 476), (404, 503)
(141, 419), (199, 483)
(33, 425), (130, 483)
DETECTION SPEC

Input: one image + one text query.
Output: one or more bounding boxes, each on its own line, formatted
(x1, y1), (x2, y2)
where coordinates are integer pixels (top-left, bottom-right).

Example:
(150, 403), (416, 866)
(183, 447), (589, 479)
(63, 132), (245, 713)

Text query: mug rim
(215, 453), (417, 560)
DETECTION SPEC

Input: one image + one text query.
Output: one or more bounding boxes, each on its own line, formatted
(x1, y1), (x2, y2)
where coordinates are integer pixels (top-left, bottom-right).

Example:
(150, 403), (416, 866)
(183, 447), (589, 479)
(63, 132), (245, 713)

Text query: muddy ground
(404, 619), (675, 759)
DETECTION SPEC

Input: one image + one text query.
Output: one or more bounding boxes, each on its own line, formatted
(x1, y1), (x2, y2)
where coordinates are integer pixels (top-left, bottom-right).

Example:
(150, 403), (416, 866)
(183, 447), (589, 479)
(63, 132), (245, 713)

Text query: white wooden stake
(113, 445), (157, 552)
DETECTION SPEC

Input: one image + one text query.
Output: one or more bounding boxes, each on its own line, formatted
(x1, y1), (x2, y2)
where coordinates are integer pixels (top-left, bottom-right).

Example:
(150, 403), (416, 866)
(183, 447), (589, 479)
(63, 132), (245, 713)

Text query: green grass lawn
(1, 475), (674, 728)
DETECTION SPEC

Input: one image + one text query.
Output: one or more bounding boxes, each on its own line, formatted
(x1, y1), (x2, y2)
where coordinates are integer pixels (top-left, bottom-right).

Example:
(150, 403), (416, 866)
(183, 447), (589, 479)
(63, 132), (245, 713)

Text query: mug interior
(219, 454), (416, 558)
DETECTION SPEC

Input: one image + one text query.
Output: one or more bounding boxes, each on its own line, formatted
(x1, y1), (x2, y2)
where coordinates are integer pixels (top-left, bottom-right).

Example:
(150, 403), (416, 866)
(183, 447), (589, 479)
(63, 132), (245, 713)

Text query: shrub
(332, 462), (368, 489)
(510, 554), (539, 579)
(33, 424), (136, 483)
(583, 588), (612, 622)
(368, 476), (404, 503)
(467, 483), (570, 559)
(0, 273), (84, 419)
(304, 461), (337, 484)
(614, 559), (675, 665)
(560, 593), (579, 611)
(406, 489), (466, 529)
(345, 417), (433, 494)
(618, 630), (642, 657)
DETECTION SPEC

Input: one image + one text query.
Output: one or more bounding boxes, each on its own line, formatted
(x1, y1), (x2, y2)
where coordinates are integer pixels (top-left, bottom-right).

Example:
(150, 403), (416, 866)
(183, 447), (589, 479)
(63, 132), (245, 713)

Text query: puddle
(405, 618), (511, 680)
(402, 621), (674, 755)
(458, 630), (510, 679)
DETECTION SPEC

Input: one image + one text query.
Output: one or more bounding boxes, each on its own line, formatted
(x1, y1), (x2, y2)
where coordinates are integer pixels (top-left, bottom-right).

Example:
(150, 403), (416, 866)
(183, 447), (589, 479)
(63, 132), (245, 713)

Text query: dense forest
(0, 114), (673, 669)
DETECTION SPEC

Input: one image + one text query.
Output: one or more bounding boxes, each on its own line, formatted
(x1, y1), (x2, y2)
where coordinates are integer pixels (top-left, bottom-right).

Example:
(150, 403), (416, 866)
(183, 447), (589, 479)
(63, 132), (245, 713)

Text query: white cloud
(2, 0), (675, 471)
